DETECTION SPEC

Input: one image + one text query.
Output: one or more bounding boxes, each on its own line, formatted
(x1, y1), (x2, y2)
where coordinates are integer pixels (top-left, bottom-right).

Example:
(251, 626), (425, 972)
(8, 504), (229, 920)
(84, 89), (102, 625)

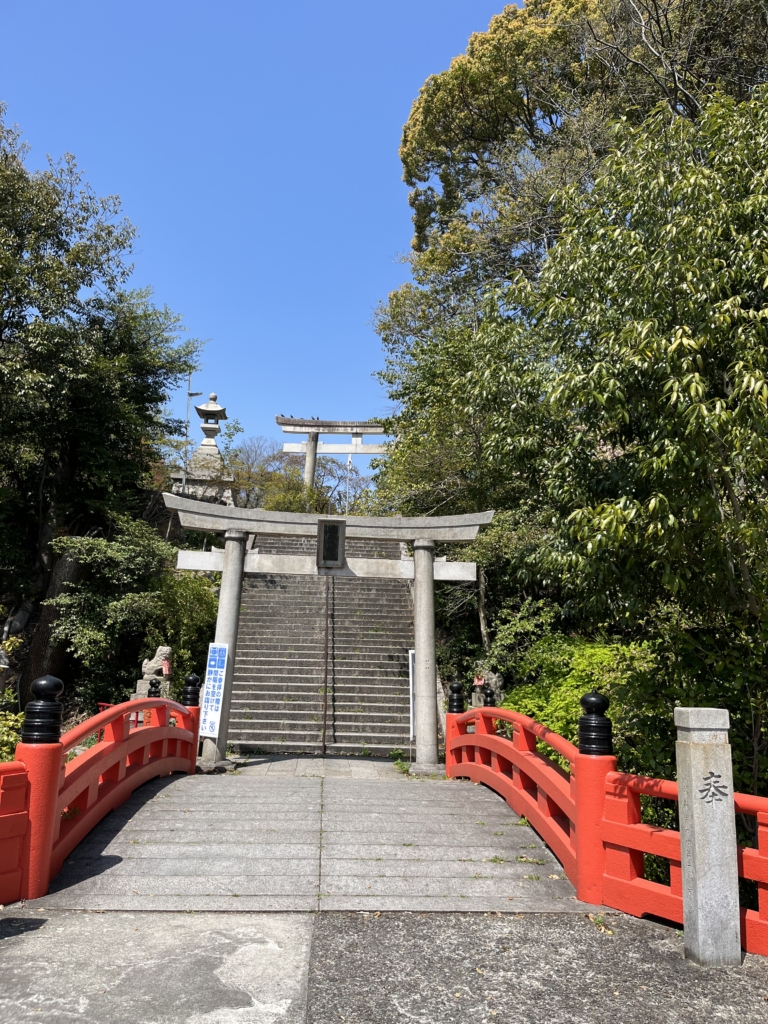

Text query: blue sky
(1, 1), (504, 459)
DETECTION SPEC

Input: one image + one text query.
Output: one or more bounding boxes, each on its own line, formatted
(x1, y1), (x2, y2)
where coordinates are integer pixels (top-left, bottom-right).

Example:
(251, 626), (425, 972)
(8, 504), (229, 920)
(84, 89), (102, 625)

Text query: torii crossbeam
(276, 416), (388, 487)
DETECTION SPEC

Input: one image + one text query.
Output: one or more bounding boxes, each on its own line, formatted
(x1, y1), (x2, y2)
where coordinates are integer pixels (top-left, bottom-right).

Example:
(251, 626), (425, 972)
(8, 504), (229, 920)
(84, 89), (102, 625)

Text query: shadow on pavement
(48, 773), (183, 891)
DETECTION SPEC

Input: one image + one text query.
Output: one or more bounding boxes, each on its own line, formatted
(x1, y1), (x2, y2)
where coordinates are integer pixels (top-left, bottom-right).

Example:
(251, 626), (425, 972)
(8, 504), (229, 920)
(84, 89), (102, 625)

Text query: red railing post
(602, 772), (645, 885)
(444, 682), (466, 773)
(573, 693), (616, 905)
(756, 812), (768, 943)
(445, 713), (459, 772)
(15, 676), (65, 900)
(186, 706), (201, 772)
(474, 709), (496, 735)
(573, 751), (616, 904)
(17, 742), (62, 899)
(181, 673), (202, 773)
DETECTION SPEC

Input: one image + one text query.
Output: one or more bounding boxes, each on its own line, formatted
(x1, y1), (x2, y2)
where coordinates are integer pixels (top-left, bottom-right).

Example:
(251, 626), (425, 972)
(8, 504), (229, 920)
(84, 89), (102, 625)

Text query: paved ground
(2, 909), (767, 1023)
(2, 756), (767, 1022)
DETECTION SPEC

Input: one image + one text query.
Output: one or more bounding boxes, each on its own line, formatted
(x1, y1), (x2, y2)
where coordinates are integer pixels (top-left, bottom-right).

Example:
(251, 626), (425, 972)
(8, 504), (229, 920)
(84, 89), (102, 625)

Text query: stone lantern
(195, 393), (228, 450)
(170, 392), (234, 505)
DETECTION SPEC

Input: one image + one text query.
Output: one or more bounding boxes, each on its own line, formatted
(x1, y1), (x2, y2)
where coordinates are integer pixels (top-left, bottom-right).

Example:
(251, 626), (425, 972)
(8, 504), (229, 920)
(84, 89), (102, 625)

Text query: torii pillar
(412, 540), (438, 769)
(202, 529), (247, 763)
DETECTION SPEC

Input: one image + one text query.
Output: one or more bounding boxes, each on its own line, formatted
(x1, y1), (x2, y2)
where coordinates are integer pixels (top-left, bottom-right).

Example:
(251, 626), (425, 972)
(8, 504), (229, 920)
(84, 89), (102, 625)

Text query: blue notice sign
(199, 642), (228, 739)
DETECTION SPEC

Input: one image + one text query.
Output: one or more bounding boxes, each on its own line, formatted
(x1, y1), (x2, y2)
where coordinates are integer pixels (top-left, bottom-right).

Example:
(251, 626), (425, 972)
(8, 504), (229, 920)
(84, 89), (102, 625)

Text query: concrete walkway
(30, 756), (589, 913)
(2, 757), (767, 1023)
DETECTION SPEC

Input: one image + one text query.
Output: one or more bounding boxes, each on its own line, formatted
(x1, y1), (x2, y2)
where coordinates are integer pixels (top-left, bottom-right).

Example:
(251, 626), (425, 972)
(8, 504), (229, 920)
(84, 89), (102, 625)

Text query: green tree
(46, 517), (217, 711)
(527, 92), (768, 625)
(400, 0), (768, 286)
(0, 108), (198, 700)
(377, 0), (768, 391)
(377, 86), (768, 795)
(491, 90), (768, 793)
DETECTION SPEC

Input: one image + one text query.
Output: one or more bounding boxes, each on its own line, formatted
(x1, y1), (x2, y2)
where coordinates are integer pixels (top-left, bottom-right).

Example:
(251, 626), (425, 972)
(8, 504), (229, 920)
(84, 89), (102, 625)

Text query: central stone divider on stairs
(228, 536), (415, 757)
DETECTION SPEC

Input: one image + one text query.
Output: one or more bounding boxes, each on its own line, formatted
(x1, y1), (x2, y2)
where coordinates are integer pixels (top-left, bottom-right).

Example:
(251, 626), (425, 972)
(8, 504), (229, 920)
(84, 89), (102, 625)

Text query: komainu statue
(134, 646), (173, 699)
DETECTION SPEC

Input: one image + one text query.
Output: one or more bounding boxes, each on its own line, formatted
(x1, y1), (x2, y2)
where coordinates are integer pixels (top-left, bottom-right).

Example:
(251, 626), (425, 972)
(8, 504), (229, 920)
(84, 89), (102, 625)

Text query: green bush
(0, 711), (23, 762)
(499, 634), (618, 747)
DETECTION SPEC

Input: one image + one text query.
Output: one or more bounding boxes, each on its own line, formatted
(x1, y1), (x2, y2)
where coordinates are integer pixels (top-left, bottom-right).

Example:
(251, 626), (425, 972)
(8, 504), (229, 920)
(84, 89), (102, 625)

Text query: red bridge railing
(0, 675), (200, 905)
(446, 705), (768, 957)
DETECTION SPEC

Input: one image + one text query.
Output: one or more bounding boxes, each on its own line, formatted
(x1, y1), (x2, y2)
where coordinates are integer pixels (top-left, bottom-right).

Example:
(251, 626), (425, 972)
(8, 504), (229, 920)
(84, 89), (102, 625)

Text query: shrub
(0, 711), (23, 762)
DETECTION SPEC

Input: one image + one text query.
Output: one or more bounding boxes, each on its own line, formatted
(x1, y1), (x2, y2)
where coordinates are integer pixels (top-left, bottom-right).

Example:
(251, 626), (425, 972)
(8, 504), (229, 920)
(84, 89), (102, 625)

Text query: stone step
(229, 727), (411, 745)
(234, 656), (410, 667)
(235, 643), (412, 655)
(231, 540), (414, 755)
(232, 684), (409, 695)
(228, 740), (409, 757)
(236, 634), (413, 644)
(231, 701), (410, 714)
(238, 615), (413, 622)
(231, 696), (408, 707)
(232, 674), (409, 685)
(233, 661), (410, 673)
(239, 604), (412, 610)
(237, 623), (414, 632)
(231, 712), (411, 729)
(240, 611), (411, 618)
(236, 644), (408, 653)
(230, 714), (410, 728)
(237, 637), (412, 643)
(230, 715), (412, 732)
(227, 740), (412, 756)
(231, 687), (409, 700)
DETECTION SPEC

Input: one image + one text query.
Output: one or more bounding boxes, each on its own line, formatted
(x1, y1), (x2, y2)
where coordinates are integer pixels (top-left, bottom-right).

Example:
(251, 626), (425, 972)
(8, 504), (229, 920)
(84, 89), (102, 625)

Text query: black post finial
(20, 676), (65, 743)
(448, 681), (465, 714)
(482, 684), (496, 708)
(147, 676), (162, 698)
(578, 691), (613, 755)
(182, 673), (201, 707)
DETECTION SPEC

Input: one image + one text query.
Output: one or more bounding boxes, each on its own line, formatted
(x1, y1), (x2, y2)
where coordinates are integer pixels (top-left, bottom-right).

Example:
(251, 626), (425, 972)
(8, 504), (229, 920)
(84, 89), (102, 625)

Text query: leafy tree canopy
(47, 517), (217, 710)
(0, 107), (198, 598)
(378, 0), (768, 377)
(525, 91), (768, 625)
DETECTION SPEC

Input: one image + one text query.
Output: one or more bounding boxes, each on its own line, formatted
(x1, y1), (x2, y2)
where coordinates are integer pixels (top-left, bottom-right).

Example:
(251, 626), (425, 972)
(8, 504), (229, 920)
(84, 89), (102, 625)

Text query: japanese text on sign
(199, 642), (228, 739)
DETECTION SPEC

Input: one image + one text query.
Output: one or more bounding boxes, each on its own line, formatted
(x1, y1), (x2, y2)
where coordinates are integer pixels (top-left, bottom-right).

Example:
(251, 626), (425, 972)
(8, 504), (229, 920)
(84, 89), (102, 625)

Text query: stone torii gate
(276, 416), (388, 488)
(163, 493), (493, 772)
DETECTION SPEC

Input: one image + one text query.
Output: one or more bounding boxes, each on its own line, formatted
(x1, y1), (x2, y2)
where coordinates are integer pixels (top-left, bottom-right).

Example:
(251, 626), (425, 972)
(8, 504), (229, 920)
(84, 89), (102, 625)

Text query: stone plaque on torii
(276, 416), (387, 488)
(163, 492), (493, 772)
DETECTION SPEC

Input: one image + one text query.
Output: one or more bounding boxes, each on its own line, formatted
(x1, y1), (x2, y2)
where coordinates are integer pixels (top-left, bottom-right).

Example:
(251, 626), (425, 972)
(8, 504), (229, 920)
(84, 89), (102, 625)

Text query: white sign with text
(199, 642), (228, 739)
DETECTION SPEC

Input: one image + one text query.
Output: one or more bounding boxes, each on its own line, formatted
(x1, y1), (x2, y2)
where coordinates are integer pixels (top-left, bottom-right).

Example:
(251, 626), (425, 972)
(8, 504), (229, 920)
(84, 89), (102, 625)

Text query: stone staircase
(227, 536), (414, 756)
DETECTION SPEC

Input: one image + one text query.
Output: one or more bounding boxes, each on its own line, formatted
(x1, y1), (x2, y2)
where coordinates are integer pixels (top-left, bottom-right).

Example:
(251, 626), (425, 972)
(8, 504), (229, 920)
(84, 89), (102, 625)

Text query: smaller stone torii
(276, 416), (388, 488)
(164, 493), (493, 772)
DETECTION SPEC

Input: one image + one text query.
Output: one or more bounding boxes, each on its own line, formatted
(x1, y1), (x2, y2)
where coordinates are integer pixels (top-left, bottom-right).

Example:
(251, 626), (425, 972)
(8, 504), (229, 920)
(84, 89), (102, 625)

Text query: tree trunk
(18, 552), (82, 707)
(478, 568), (490, 652)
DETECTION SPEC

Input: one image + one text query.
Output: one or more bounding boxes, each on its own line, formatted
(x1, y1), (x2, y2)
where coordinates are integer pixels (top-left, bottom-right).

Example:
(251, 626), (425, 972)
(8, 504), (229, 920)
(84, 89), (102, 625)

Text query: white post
(675, 707), (742, 966)
(202, 530), (247, 763)
(412, 539), (438, 772)
(304, 432), (319, 489)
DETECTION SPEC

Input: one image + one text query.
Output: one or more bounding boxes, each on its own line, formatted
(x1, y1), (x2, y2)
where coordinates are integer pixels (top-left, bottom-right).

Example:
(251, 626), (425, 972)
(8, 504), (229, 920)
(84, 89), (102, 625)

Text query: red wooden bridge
(1, 678), (766, 958)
